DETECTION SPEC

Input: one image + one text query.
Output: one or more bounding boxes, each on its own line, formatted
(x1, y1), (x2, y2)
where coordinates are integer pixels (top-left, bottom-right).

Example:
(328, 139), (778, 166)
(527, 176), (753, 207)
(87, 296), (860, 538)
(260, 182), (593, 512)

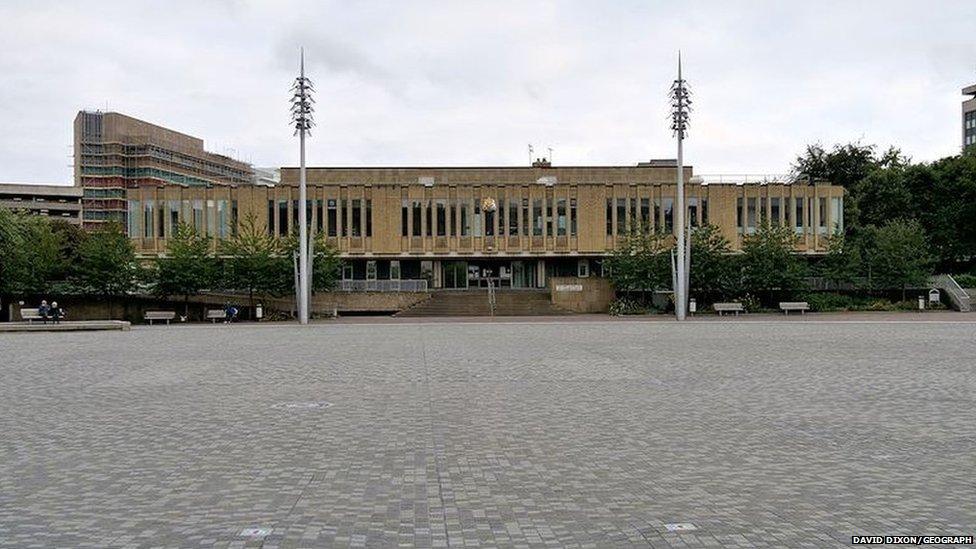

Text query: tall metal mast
(670, 52), (691, 320)
(291, 48), (315, 324)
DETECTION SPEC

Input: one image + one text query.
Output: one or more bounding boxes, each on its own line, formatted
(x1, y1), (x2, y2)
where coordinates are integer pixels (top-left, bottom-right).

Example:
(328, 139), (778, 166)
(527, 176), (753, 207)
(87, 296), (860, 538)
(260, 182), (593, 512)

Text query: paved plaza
(1, 318), (975, 548)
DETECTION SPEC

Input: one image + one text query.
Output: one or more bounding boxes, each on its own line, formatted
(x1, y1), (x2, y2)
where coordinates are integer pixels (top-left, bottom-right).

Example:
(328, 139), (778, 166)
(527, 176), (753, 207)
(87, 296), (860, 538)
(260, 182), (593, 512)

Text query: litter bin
(256, 303), (263, 320)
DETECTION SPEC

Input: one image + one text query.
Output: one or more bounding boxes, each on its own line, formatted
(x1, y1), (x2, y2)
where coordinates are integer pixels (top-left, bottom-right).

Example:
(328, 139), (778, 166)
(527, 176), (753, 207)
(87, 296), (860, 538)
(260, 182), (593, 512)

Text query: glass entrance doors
(443, 261), (468, 289)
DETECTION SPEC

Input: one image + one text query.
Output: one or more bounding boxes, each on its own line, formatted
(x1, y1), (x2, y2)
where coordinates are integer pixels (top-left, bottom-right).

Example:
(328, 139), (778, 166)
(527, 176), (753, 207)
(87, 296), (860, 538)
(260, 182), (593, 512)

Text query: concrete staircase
(396, 290), (572, 317)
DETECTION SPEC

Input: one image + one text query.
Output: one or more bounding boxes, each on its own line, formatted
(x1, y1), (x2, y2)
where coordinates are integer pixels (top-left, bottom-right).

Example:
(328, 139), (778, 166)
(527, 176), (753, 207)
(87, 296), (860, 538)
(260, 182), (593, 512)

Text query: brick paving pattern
(1, 319), (974, 547)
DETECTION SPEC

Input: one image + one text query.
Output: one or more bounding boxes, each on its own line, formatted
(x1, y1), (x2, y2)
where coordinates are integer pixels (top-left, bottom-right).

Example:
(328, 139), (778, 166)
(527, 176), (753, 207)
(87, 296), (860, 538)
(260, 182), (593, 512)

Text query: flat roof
(0, 183), (83, 197)
(964, 83), (976, 97)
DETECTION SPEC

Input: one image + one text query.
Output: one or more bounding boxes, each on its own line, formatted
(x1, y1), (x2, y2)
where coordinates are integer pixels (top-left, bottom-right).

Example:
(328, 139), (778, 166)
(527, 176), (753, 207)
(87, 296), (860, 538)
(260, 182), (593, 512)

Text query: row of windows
(735, 197), (842, 234)
(267, 199), (373, 238)
(81, 166), (212, 187)
(604, 197), (707, 236)
(128, 199), (238, 239)
(400, 198), (579, 238)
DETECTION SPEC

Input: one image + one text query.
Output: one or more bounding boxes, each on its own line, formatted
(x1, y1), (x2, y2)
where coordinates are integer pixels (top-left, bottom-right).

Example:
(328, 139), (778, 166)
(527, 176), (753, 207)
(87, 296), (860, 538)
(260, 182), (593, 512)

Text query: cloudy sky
(1, 0), (974, 185)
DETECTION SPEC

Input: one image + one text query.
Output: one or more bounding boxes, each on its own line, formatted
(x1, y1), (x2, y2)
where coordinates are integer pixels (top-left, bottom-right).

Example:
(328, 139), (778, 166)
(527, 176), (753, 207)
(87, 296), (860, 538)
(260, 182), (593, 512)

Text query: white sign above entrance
(555, 284), (583, 292)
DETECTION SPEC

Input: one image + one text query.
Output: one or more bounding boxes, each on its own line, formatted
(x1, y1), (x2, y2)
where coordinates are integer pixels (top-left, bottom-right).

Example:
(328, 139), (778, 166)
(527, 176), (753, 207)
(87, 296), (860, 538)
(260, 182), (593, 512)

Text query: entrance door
(443, 261), (468, 289)
(511, 260), (536, 288)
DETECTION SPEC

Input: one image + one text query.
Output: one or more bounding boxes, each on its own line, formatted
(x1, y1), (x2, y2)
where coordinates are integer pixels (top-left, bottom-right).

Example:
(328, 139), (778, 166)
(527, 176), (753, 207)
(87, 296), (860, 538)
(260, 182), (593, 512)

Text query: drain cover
(664, 523), (697, 532)
(239, 527), (272, 538)
(271, 401), (332, 410)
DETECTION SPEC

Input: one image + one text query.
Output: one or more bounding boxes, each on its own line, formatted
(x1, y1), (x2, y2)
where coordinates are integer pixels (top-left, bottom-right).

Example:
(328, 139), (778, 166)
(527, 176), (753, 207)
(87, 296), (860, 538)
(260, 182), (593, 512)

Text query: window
(195, 200), (205, 234)
(291, 200), (298, 233)
(831, 197), (843, 234)
(342, 264), (353, 280)
(128, 200), (141, 236)
(509, 199), (519, 236)
(401, 200), (409, 236)
(328, 199), (338, 237)
(412, 201), (422, 237)
(365, 200), (372, 237)
(701, 198), (708, 226)
(497, 197), (504, 238)
(556, 198), (567, 236)
(436, 200), (446, 236)
(315, 199), (323, 234)
(616, 198), (626, 235)
(169, 200), (180, 235)
(570, 198), (578, 236)
(736, 198), (743, 230)
(143, 201), (155, 238)
(267, 199), (275, 235)
(473, 200), (482, 236)
(770, 197), (781, 227)
(532, 199), (543, 236)
(746, 197), (756, 231)
(606, 198), (613, 235)
(654, 198), (661, 230)
(794, 197), (804, 234)
(450, 202), (457, 236)
(460, 200), (470, 236)
(688, 197), (698, 228)
(277, 199), (287, 236)
(521, 198), (529, 236)
(207, 200), (216, 237)
(578, 259), (589, 278)
(390, 260), (401, 280)
(485, 199), (495, 237)
(759, 197), (766, 225)
(231, 200), (238, 237)
(217, 199), (229, 239)
(818, 197), (828, 234)
(366, 260), (377, 281)
(351, 199), (361, 237)
(663, 198), (674, 233)
(340, 199), (348, 237)
(640, 198), (651, 232)
(425, 200), (433, 237)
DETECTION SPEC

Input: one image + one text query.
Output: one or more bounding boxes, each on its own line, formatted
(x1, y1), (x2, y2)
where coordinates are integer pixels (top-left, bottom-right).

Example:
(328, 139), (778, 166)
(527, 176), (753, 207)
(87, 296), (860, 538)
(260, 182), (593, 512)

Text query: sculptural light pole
(670, 52), (692, 320)
(290, 48), (315, 324)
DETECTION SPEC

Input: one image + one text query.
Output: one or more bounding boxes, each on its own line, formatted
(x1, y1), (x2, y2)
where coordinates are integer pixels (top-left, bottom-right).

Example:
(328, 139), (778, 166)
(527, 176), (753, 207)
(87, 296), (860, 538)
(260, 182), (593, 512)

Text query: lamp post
(291, 48), (315, 324)
(670, 52), (692, 320)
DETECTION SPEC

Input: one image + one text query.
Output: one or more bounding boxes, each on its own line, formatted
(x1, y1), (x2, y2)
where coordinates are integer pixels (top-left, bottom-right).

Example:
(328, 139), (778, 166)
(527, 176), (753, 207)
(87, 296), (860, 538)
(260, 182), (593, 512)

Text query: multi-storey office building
(964, 83), (976, 150)
(125, 161), (843, 290)
(74, 111), (252, 230)
(0, 183), (84, 225)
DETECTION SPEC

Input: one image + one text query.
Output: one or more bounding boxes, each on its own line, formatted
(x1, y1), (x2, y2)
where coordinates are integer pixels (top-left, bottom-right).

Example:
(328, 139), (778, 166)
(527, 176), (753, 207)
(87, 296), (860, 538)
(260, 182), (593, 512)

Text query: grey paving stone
(0, 320), (974, 547)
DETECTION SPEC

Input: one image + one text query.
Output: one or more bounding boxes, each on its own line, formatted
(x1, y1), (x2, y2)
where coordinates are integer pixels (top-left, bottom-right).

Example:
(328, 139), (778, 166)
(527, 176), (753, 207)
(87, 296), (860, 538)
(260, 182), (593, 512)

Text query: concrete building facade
(123, 161), (844, 290)
(74, 111), (252, 230)
(964, 83), (976, 150)
(0, 183), (84, 225)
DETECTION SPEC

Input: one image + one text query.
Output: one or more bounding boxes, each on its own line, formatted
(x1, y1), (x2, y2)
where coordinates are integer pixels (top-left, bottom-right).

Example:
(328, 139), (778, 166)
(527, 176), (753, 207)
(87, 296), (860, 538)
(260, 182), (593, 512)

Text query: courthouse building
(124, 158), (844, 290)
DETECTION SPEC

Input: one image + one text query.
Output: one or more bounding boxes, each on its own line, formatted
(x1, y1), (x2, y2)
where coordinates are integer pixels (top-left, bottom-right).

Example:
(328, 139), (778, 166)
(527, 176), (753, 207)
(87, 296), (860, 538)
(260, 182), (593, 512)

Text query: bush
(801, 292), (856, 312)
(609, 298), (655, 316)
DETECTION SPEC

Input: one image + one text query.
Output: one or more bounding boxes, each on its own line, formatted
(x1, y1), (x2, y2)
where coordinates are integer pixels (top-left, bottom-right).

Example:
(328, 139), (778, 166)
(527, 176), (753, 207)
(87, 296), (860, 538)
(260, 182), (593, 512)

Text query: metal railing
(487, 277), (496, 317)
(338, 279), (428, 292)
(930, 274), (972, 312)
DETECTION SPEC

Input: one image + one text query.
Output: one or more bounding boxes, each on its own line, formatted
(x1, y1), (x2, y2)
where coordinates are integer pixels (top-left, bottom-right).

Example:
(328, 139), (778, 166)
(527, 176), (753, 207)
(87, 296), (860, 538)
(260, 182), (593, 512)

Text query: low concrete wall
(549, 277), (614, 313)
(197, 291), (429, 315)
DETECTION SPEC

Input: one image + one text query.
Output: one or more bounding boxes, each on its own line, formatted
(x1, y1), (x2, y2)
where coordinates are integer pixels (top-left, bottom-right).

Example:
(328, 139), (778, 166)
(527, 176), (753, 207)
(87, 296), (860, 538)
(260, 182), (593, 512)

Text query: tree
(72, 222), (139, 297)
(0, 210), (67, 296)
(149, 223), (216, 317)
(818, 233), (861, 288)
(219, 214), (291, 307)
(740, 223), (807, 302)
(860, 219), (931, 299)
(283, 230), (343, 293)
(688, 224), (738, 299)
(605, 228), (672, 300)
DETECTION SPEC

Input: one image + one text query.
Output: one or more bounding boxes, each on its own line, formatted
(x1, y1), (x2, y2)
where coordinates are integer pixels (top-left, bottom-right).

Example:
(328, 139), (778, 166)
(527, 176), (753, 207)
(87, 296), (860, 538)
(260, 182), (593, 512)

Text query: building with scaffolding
(74, 111), (252, 230)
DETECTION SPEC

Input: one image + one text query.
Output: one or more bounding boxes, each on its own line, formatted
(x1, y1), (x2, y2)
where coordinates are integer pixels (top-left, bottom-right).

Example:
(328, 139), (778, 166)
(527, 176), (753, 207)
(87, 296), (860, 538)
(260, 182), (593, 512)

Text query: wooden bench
(144, 310), (176, 325)
(20, 308), (43, 323)
(206, 309), (226, 323)
(713, 302), (745, 316)
(779, 301), (810, 315)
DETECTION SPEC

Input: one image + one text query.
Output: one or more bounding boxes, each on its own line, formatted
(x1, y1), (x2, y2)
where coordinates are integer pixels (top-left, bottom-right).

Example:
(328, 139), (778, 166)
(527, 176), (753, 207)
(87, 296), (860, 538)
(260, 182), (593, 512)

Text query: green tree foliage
(740, 223), (807, 300)
(605, 228), (672, 295)
(859, 219), (931, 298)
(688, 224), (738, 298)
(283, 230), (343, 292)
(149, 223), (216, 315)
(817, 233), (861, 288)
(0, 210), (69, 295)
(71, 222), (139, 296)
(219, 214), (291, 306)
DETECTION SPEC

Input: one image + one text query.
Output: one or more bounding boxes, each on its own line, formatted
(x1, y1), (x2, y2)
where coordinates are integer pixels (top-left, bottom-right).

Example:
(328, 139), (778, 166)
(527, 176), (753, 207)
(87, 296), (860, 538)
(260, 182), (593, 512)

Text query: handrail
(930, 274), (971, 312)
(338, 279), (428, 292)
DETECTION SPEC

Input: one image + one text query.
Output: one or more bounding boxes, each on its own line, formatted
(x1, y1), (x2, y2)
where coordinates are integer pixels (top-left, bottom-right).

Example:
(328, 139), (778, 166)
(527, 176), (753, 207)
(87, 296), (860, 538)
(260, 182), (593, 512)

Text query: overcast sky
(1, 1), (974, 185)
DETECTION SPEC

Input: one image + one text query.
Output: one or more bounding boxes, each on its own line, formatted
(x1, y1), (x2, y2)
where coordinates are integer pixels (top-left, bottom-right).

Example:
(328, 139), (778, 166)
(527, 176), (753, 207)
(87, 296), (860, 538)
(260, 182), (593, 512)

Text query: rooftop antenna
(548, 146), (553, 165)
(528, 144), (534, 166)
(290, 47), (315, 325)
(669, 50), (692, 321)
